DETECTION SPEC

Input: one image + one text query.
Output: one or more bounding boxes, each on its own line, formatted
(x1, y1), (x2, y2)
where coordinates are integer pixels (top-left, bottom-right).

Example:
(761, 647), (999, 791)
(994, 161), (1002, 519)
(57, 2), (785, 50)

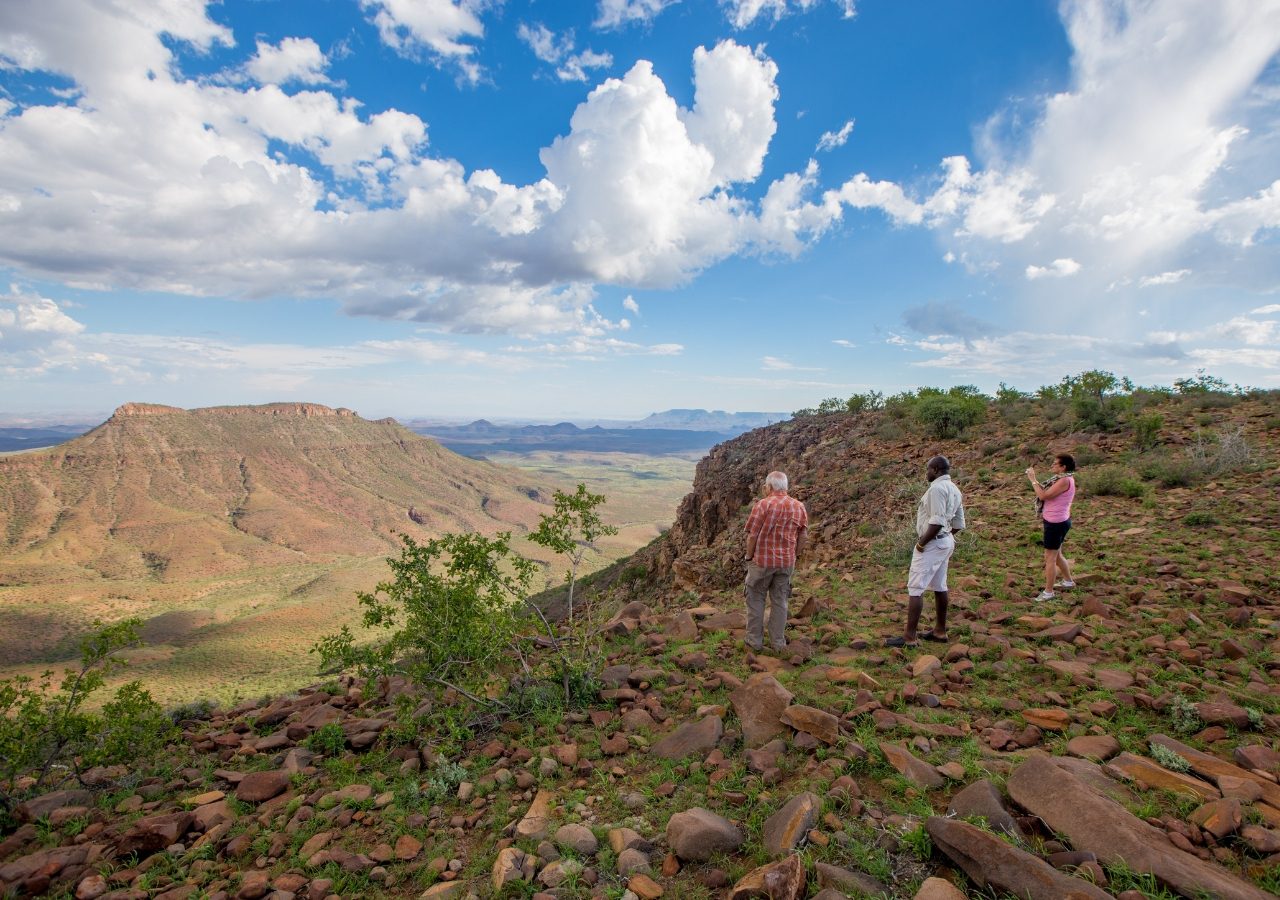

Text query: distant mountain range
(630, 409), (787, 430)
(0, 408), (790, 455)
(404, 409), (788, 456)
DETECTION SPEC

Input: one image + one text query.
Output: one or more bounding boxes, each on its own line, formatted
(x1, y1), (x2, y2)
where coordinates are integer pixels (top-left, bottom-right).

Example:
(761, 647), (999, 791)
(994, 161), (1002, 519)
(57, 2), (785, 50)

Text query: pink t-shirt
(1042, 476), (1075, 523)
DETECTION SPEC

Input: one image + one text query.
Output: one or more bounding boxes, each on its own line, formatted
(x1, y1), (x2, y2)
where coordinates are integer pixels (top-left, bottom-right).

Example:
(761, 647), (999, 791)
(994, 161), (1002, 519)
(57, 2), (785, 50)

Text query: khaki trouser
(744, 563), (793, 649)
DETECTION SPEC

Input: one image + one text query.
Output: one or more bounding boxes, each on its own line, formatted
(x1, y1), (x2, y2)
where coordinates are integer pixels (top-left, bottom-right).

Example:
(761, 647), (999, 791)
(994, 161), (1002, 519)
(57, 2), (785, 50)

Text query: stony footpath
(2, 396), (1279, 898)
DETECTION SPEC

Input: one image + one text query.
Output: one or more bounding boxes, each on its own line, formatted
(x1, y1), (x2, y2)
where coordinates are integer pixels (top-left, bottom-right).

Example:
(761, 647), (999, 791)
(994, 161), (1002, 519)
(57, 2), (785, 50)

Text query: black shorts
(1043, 518), (1071, 550)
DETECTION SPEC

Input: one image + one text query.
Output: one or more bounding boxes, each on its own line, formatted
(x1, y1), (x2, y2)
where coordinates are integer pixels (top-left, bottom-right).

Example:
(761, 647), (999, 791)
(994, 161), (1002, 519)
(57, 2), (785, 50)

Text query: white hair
(765, 471), (788, 492)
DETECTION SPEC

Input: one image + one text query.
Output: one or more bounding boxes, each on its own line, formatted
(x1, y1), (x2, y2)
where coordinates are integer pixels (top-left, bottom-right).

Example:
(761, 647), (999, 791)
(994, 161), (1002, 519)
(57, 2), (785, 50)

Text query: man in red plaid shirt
(743, 470), (808, 652)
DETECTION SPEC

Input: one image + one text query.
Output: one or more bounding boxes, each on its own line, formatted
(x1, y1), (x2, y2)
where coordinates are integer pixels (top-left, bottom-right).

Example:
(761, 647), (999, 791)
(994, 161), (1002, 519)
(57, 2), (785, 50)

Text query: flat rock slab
(880, 742), (944, 790)
(652, 715), (723, 760)
(697, 611), (746, 632)
(780, 704), (839, 745)
(515, 789), (554, 840)
(762, 792), (821, 857)
(1151, 734), (1280, 809)
(1032, 623), (1082, 642)
(14, 790), (93, 824)
(730, 674), (793, 748)
(235, 770), (290, 803)
(814, 862), (890, 897)
(1023, 708), (1070, 731)
(1066, 735), (1120, 761)
(1007, 753), (1274, 900)
(928, 817), (1110, 900)
(1106, 752), (1221, 801)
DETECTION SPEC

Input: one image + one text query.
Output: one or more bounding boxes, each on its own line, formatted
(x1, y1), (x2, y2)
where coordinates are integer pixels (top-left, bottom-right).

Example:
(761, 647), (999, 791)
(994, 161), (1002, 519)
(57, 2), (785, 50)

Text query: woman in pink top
(1025, 453), (1077, 603)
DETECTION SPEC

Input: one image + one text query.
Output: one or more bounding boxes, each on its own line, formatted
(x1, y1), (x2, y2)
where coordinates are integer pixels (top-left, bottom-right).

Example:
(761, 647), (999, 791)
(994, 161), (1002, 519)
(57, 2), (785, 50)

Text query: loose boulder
(666, 808), (744, 862)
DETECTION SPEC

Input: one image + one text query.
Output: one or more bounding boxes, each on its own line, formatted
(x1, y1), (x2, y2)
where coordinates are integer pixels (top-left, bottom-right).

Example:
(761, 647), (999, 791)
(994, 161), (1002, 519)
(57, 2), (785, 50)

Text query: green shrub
(1139, 456), (1201, 487)
(846, 390), (884, 413)
(1183, 510), (1218, 527)
(876, 420), (905, 441)
(815, 397), (846, 414)
(1089, 465), (1146, 498)
(306, 722), (347, 756)
(1, 620), (174, 817)
(912, 386), (988, 439)
(1071, 445), (1105, 467)
(1131, 413), (1163, 450)
(313, 531), (534, 696)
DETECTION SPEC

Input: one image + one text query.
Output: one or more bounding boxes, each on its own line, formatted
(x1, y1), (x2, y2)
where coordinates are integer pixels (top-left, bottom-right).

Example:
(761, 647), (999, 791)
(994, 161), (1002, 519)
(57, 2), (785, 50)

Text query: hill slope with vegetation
(0, 402), (559, 702)
(2, 374), (1279, 899)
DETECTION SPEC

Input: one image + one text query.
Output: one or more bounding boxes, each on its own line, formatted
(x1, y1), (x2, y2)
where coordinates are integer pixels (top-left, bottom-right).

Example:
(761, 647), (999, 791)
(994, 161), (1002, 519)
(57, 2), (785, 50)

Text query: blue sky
(1, 0), (1278, 421)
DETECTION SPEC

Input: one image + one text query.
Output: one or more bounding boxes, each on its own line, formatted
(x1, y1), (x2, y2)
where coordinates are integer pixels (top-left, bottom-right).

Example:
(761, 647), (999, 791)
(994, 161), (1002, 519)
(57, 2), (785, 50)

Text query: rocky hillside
(2, 391), (1279, 899)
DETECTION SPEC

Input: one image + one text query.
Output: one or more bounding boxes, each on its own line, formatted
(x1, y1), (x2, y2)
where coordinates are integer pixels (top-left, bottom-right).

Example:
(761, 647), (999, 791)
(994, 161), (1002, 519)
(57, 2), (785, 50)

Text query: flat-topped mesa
(195, 403), (358, 419)
(110, 403), (186, 420)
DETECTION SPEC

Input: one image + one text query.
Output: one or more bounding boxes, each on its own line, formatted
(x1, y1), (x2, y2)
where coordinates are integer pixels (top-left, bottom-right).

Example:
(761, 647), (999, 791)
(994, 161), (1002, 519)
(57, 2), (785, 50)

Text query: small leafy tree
(913, 386), (988, 439)
(313, 532), (534, 699)
(995, 382), (1028, 405)
(530, 483), (618, 622)
(815, 396), (846, 414)
(1, 619), (173, 816)
(845, 390), (884, 413)
(1173, 369), (1232, 395)
(1057, 369), (1133, 430)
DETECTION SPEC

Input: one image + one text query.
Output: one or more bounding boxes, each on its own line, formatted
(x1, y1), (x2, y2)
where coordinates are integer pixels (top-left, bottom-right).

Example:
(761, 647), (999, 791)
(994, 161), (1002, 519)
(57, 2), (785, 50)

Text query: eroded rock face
(1006, 753), (1274, 900)
(666, 808), (744, 862)
(927, 817), (1111, 900)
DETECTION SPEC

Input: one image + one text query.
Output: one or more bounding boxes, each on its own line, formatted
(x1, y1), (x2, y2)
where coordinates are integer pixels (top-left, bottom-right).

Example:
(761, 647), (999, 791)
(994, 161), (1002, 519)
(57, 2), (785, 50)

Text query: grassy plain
(0, 449), (697, 707)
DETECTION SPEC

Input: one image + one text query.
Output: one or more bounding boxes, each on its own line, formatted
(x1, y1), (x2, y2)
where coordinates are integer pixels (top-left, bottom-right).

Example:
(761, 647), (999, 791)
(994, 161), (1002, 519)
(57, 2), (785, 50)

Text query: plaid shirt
(746, 491), (808, 568)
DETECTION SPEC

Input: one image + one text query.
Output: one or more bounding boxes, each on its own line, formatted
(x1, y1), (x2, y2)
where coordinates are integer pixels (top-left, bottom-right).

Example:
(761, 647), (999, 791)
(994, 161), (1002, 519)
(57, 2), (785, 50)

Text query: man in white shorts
(885, 455), (965, 648)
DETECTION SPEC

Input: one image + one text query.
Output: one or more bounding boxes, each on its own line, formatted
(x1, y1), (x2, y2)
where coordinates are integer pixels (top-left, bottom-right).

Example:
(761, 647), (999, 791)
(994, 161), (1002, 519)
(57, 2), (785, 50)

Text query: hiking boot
(1035, 590), (1056, 603)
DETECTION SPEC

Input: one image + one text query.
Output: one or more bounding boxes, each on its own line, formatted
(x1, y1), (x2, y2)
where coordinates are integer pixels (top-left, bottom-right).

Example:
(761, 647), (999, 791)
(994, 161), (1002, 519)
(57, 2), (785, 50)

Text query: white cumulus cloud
(245, 37), (331, 86)
(359, 0), (486, 82)
(1025, 258), (1081, 280)
(0, 2), (808, 342)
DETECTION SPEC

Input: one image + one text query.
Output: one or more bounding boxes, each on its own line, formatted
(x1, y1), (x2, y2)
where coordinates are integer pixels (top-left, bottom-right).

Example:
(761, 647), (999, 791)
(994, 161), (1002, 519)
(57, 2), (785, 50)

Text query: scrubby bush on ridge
(1, 619), (175, 819)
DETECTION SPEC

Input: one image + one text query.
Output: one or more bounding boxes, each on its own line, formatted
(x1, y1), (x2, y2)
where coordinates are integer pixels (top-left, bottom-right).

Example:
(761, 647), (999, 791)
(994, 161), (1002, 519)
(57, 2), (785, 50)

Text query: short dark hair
(1055, 453), (1076, 472)
(928, 455), (950, 473)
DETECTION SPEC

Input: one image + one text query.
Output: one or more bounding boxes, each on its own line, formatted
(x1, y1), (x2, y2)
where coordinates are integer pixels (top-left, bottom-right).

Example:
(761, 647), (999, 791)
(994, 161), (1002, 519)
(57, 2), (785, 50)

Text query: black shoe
(884, 636), (919, 648)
